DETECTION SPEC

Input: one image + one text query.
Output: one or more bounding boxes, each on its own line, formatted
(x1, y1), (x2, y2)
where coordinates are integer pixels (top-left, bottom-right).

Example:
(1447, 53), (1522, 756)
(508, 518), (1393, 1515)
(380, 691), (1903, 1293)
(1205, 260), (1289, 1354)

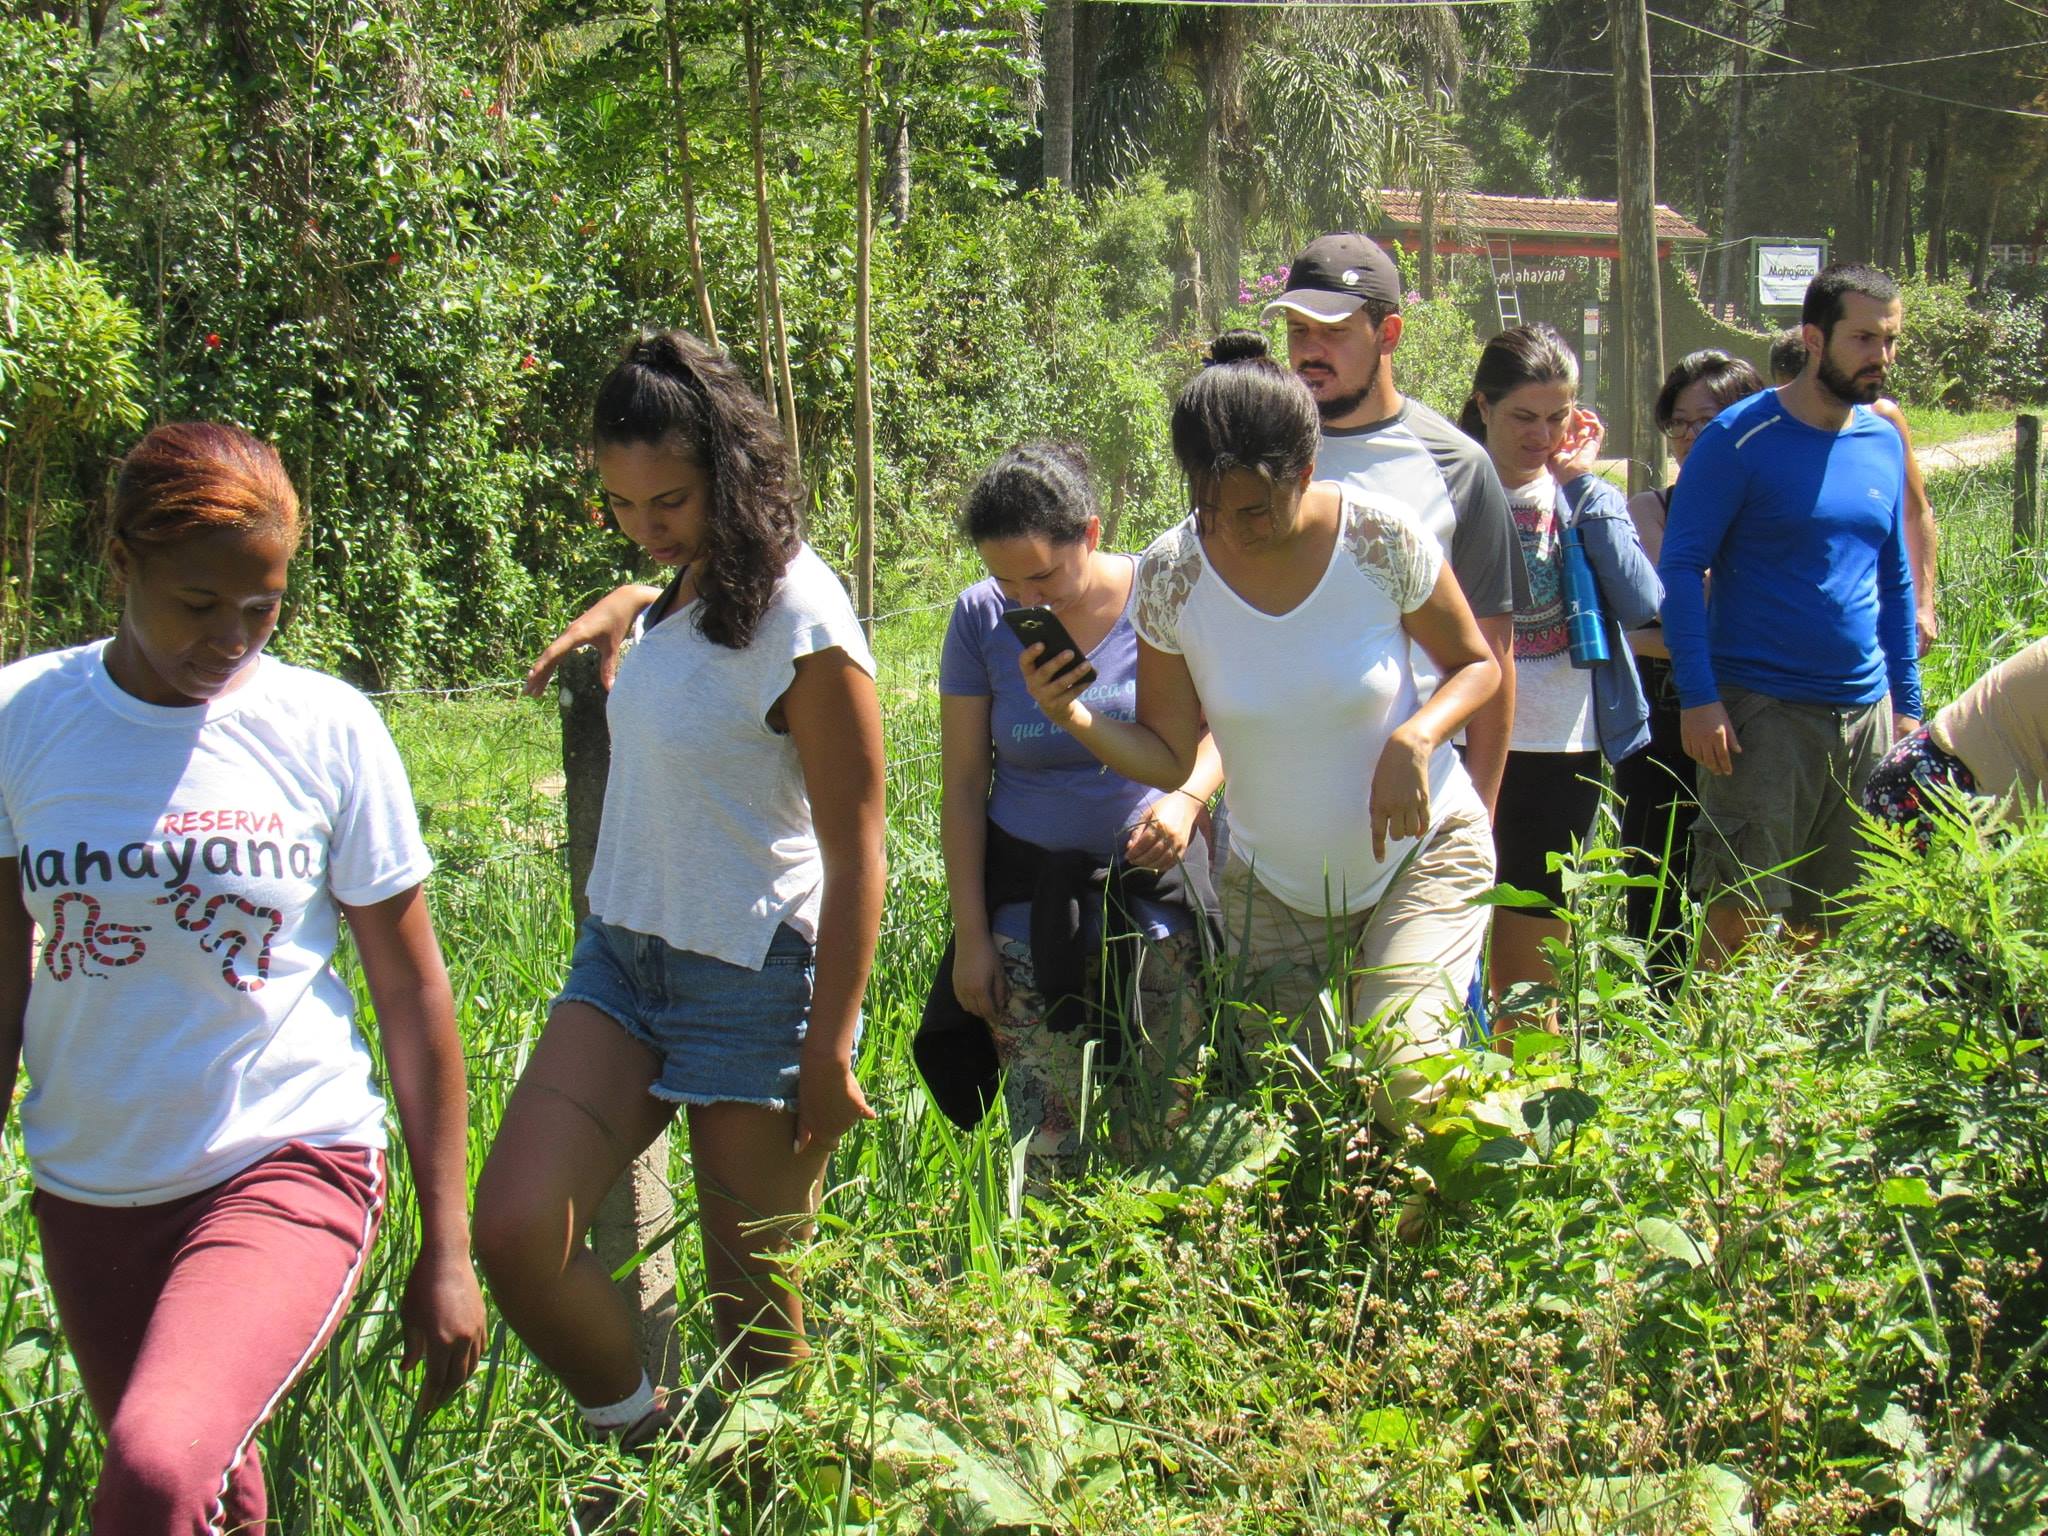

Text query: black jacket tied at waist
(914, 818), (1205, 1130)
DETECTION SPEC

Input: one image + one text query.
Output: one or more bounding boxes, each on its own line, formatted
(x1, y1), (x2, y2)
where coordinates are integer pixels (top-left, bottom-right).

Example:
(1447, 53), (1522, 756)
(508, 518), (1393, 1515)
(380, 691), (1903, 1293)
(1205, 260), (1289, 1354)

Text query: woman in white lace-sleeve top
(1020, 331), (1501, 1127)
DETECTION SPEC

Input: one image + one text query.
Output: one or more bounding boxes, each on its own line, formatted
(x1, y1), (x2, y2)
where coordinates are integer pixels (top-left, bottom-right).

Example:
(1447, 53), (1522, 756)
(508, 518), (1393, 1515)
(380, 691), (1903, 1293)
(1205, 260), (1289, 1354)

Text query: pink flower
(485, 103), (502, 118)
(519, 354), (538, 370)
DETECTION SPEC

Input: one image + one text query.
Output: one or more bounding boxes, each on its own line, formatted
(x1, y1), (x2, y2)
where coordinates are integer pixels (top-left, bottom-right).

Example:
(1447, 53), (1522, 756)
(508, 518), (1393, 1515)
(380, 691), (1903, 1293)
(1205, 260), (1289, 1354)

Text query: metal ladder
(1486, 237), (1523, 332)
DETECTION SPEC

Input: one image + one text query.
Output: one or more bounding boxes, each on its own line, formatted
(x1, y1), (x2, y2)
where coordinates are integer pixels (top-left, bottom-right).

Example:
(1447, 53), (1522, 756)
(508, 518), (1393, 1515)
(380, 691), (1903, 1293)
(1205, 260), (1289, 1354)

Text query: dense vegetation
(4, 460), (2041, 1536)
(3, 1), (2046, 684)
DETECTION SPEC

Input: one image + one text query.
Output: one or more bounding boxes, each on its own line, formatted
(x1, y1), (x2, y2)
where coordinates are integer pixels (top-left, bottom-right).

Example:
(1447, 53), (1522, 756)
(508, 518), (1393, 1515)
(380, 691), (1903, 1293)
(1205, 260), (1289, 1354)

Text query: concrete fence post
(557, 646), (681, 1391)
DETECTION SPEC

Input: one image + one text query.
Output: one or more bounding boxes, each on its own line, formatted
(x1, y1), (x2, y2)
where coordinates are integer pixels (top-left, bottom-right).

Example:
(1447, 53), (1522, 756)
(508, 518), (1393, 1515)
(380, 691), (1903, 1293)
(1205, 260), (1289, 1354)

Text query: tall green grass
(2, 459), (2043, 1534)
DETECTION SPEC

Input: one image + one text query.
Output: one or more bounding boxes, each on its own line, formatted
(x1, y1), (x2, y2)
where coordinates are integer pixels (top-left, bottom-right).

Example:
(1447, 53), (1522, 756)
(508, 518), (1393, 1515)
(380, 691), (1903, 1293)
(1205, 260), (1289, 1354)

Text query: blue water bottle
(1558, 521), (1610, 669)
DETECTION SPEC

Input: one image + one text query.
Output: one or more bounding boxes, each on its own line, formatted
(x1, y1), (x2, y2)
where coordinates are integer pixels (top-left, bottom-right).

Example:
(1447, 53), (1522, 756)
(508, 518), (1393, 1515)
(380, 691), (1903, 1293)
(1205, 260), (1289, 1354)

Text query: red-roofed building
(1373, 189), (1709, 262)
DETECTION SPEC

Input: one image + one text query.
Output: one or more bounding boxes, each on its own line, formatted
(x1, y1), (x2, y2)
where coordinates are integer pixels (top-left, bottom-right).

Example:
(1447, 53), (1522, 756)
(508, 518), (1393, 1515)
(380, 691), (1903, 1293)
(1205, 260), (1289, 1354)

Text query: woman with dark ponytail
(1460, 324), (1662, 1024)
(1023, 331), (1501, 1129)
(924, 441), (1222, 1179)
(478, 330), (885, 1441)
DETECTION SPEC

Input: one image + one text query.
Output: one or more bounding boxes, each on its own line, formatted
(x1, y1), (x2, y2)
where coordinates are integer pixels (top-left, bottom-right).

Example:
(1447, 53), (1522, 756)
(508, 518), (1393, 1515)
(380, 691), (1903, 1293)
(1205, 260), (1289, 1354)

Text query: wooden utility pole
(855, 0), (877, 637)
(1610, 0), (1665, 495)
(663, 0), (719, 346)
(558, 649), (680, 1393)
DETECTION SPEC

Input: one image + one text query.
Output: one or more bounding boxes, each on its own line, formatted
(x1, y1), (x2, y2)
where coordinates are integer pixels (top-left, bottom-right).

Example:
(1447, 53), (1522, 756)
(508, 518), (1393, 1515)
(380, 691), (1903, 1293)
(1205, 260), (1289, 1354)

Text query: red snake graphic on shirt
(40, 893), (150, 980)
(152, 883), (284, 992)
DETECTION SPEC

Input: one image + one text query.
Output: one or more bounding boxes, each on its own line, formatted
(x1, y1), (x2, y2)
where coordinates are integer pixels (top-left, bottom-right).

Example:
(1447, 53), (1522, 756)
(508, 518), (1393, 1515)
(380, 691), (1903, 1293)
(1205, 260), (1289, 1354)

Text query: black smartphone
(1001, 606), (1096, 687)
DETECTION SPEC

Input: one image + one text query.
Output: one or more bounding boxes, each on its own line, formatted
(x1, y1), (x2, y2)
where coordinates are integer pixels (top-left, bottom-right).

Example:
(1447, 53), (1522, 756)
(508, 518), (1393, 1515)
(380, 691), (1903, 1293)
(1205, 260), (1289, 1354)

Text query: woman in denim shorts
(475, 331), (885, 1445)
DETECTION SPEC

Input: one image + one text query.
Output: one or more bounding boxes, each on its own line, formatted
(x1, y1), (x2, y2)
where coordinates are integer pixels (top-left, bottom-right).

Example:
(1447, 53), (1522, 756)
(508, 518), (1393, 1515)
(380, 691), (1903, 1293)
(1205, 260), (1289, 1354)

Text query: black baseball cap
(1262, 233), (1403, 323)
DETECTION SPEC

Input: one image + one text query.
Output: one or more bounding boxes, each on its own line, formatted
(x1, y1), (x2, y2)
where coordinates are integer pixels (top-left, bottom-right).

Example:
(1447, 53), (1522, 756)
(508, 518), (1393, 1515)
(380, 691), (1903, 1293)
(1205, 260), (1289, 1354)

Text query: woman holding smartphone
(925, 442), (1223, 1177)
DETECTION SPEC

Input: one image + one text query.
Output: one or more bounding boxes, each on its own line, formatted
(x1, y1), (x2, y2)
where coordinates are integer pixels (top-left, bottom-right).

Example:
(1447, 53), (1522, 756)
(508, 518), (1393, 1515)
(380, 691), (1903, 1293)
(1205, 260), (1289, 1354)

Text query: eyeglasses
(1661, 416), (1715, 442)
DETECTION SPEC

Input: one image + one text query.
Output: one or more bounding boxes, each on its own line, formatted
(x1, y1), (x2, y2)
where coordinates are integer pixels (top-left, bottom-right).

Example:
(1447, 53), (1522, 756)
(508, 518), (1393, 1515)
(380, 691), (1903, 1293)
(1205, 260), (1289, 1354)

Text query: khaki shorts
(1218, 801), (1494, 1126)
(1689, 683), (1894, 928)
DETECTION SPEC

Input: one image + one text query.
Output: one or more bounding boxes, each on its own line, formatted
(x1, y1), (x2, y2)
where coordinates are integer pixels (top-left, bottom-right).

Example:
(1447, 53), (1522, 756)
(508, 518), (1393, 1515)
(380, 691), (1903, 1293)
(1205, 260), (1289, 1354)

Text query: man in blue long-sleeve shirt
(1658, 263), (1922, 957)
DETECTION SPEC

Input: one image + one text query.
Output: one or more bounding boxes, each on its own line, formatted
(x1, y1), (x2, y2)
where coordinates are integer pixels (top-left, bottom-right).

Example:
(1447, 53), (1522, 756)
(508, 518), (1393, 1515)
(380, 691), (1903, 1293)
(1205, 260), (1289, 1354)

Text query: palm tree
(1077, 3), (1468, 328)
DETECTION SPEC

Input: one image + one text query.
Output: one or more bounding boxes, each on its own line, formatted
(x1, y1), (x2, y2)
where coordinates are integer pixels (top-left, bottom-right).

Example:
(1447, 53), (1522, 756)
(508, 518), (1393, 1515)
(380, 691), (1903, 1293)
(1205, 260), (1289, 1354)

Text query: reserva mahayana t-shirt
(0, 642), (432, 1206)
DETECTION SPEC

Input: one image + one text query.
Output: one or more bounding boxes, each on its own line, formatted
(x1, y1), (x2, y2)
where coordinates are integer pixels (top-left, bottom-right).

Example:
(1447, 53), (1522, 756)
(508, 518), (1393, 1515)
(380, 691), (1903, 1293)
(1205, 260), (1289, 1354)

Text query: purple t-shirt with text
(939, 558), (1165, 859)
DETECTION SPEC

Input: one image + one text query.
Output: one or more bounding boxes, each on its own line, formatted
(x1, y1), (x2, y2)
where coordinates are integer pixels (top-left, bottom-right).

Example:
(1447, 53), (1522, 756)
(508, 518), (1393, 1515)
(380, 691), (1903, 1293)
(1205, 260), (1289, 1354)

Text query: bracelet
(1172, 788), (1210, 811)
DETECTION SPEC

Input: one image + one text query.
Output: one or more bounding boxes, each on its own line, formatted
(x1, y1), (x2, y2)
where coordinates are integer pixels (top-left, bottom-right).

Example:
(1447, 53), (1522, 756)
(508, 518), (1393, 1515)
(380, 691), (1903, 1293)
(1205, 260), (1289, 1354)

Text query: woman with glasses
(1020, 331), (1501, 1129)
(1616, 350), (1765, 961)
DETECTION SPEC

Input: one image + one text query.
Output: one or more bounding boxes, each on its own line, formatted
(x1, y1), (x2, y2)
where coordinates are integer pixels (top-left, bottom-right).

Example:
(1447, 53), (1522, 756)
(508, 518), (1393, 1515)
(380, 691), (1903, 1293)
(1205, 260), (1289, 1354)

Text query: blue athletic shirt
(1658, 388), (1921, 719)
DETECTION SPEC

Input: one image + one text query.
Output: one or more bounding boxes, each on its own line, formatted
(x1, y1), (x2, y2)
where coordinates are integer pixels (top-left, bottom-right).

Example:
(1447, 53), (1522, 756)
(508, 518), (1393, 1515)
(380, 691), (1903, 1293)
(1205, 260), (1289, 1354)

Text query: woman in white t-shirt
(476, 331), (885, 1443)
(1022, 332), (1501, 1126)
(1459, 324), (1662, 1022)
(0, 423), (485, 1533)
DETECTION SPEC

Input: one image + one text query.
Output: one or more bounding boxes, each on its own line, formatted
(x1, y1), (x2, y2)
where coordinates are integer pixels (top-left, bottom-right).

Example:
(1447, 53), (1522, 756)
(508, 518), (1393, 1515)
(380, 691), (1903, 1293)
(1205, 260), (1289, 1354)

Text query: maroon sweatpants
(34, 1141), (385, 1536)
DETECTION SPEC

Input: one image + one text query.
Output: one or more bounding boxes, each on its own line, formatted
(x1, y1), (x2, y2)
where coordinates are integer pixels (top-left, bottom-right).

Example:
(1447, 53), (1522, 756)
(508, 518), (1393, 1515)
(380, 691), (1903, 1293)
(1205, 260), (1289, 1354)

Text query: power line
(1514, 36), (2047, 81)
(1646, 6), (2048, 120)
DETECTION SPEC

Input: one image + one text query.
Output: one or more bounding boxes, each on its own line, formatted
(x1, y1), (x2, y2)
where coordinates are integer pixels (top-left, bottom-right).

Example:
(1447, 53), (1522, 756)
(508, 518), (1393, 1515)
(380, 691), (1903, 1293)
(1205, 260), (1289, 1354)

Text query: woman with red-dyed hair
(0, 422), (485, 1534)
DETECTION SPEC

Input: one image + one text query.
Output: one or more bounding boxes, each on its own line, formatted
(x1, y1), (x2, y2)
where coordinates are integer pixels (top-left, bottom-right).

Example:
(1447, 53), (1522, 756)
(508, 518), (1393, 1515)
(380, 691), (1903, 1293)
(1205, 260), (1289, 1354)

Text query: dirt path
(1918, 425), (2017, 475)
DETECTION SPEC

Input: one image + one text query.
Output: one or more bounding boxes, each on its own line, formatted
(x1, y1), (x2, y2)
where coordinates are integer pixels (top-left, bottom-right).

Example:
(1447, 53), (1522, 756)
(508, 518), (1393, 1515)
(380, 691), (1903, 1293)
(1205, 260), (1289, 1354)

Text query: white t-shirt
(588, 543), (876, 968)
(1505, 474), (1597, 754)
(0, 643), (432, 1206)
(1134, 488), (1483, 916)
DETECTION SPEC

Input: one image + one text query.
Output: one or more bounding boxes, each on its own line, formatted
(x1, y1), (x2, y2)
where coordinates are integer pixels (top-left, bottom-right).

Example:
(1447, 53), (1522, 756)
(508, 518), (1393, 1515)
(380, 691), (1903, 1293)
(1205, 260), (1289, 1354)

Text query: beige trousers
(1218, 801), (1495, 1125)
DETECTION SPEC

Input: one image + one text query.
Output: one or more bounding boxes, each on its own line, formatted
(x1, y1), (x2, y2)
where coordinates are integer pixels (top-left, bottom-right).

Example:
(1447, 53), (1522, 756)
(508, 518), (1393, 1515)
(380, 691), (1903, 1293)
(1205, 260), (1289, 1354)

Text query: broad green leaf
(1635, 1215), (1713, 1268)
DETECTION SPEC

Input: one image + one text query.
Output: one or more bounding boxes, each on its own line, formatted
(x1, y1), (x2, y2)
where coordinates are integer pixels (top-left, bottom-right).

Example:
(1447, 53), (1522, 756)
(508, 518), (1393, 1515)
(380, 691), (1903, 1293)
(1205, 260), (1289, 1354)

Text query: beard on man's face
(1816, 345), (1885, 406)
(1312, 384), (1373, 422)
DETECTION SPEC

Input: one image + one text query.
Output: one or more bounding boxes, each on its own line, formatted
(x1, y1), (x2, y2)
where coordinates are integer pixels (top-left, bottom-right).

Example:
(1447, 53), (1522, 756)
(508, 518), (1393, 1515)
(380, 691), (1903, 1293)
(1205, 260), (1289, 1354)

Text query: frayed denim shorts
(552, 915), (816, 1112)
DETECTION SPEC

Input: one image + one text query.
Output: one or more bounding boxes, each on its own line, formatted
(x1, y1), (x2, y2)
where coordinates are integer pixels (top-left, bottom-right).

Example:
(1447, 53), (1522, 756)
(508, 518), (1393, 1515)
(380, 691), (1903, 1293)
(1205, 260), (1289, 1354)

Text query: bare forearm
(1463, 676), (1513, 815)
(1908, 505), (1938, 605)
(1180, 731), (1225, 804)
(807, 838), (885, 1061)
(939, 795), (993, 945)
(380, 993), (474, 1255)
(1064, 706), (1194, 791)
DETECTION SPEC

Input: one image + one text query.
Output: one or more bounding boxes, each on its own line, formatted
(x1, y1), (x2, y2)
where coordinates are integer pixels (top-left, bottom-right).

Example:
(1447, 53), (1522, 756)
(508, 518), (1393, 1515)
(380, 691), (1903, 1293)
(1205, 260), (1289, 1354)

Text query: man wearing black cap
(1264, 233), (1528, 813)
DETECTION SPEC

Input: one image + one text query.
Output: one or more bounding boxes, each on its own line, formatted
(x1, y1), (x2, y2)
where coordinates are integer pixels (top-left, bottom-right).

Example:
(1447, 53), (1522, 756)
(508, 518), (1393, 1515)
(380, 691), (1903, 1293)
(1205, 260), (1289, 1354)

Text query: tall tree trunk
(18, 454), (44, 660)
(1881, 125), (1911, 273)
(1972, 181), (2002, 291)
(664, 0), (718, 345)
(1418, 59), (1438, 300)
(1926, 112), (1952, 282)
(1194, 11), (1251, 331)
(743, 10), (800, 463)
(855, 0), (876, 636)
(887, 107), (911, 225)
(1042, 0), (1073, 189)
(1713, 4), (1749, 312)
(1610, 0), (1664, 495)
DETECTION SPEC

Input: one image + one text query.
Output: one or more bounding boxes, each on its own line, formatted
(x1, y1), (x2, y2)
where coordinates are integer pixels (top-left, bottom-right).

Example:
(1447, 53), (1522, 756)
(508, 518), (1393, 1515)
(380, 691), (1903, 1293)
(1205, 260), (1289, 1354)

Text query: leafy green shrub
(1392, 289), (1485, 421)
(1894, 279), (1994, 408)
(0, 245), (145, 651)
(1894, 277), (2046, 408)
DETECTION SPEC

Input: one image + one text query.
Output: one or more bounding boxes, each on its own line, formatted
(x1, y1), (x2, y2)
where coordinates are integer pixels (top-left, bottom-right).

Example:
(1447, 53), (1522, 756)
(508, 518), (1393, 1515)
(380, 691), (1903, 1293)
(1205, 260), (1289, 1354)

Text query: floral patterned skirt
(989, 928), (1208, 1174)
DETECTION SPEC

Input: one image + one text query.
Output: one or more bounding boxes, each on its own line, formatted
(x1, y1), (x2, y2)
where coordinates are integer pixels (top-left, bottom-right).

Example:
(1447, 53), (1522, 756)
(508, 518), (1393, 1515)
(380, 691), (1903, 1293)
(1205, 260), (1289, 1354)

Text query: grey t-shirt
(1314, 396), (1530, 618)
